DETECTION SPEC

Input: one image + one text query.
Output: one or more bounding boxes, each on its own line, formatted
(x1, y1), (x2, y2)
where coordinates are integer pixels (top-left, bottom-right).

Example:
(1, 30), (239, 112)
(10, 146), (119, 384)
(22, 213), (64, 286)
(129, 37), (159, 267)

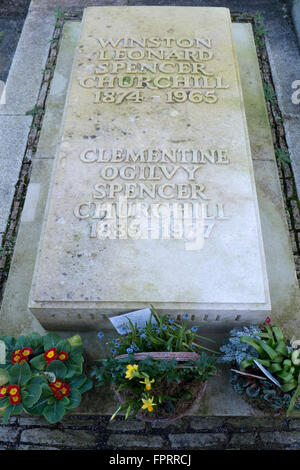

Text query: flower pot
(230, 368), (300, 416)
(114, 351), (207, 422)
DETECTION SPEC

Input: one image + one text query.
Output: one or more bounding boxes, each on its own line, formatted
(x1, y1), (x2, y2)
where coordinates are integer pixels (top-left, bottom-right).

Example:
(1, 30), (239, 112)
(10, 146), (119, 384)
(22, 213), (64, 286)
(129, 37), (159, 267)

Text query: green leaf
(272, 327), (284, 342)
(56, 339), (71, 355)
(240, 336), (264, 355)
(43, 333), (61, 351)
(46, 360), (67, 379)
(269, 363), (282, 373)
(78, 378), (93, 394)
(65, 388), (81, 410)
(275, 341), (288, 356)
(68, 374), (86, 389)
(287, 384), (300, 416)
(22, 383), (42, 408)
(30, 353), (47, 371)
(9, 362), (32, 386)
(43, 400), (65, 424)
(281, 382), (297, 393)
(256, 340), (278, 360)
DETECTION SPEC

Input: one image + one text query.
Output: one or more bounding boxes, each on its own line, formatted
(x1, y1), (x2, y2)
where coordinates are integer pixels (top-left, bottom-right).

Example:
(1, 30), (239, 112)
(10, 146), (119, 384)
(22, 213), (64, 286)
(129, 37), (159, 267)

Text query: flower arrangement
(219, 318), (300, 416)
(0, 332), (92, 423)
(91, 307), (217, 421)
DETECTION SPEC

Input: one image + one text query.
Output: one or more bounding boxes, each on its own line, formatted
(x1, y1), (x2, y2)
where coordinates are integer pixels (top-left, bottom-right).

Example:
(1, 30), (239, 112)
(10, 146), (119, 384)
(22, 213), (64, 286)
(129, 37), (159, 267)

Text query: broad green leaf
(272, 327), (284, 342)
(275, 341), (288, 356)
(68, 374), (86, 389)
(30, 353), (47, 371)
(78, 378), (93, 394)
(46, 360), (67, 379)
(43, 333), (61, 350)
(256, 340), (278, 360)
(9, 362), (32, 386)
(56, 339), (71, 354)
(65, 388), (81, 410)
(23, 395), (49, 416)
(43, 400), (65, 423)
(22, 383), (42, 408)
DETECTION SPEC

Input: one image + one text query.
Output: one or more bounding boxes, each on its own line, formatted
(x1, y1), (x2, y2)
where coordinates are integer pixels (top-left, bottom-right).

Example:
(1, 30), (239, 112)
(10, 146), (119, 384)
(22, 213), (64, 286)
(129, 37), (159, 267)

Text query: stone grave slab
(29, 6), (270, 328)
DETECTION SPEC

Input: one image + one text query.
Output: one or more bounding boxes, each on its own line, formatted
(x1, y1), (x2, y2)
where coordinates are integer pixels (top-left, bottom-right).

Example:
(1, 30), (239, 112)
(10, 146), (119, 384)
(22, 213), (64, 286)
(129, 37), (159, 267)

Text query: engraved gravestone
(29, 6), (271, 328)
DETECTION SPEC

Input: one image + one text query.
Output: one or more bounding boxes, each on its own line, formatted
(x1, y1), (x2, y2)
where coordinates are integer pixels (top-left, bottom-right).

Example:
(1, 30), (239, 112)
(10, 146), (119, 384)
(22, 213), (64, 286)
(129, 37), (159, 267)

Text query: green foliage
(218, 325), (261, 366)
(100, 306), (218, 357)
(91, 353), (217, 420)
(263, 82), (277, 106)
(0, 333), (92, 423)
(232, 321), (300, 416)
(25, 105), (42, 116)
(254, 12), (268, 48)
(275, 148), (291, 164)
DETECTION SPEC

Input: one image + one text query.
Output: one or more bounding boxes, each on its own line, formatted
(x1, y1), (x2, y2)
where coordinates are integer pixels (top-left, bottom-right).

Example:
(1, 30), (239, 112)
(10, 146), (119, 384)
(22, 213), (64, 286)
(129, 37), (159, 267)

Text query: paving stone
(228, 432), (257, 448)
(190, 417), (226, 431)
(0, 115), (32, 234)
(107, 419), (145, 432)
(20, 428), (97, 448)
(18, 444), (60, 450)
(286, 179), (295, 199)
(0, 8), (56, 115)
(290, 200), (300, 229)
(107, 434), (164, 449)
(169, 433), (227, 449)
(260, 431), (300, 447)
(224, 417), (286, 432)
(0, 427), (19, 443)
(150, 417), (189, 431)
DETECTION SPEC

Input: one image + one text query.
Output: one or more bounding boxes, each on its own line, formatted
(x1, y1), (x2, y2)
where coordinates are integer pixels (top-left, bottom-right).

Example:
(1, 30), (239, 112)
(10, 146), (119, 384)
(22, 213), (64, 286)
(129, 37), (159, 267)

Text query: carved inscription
(78, 36), (229, 104)
(74, 147), (231, 243)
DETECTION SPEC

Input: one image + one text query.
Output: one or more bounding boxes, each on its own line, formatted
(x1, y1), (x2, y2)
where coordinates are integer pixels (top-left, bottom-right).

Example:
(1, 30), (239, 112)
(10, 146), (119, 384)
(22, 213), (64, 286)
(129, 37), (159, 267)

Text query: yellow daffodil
(125, 364), (139, 380)
(141, 396), (156, 412)
(139, 377), (155, 391)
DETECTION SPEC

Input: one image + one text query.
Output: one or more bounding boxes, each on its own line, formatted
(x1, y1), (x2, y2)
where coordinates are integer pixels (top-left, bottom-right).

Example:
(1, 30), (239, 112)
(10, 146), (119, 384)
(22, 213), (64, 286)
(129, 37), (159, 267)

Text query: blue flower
(112, 349), (118, 355)
(131, 343), (139, 351)
(121, 325), (130, 333)
(171, 326), (178, 331)
(140, 333), (146, 339)
(126, 347), (134, 354)
(156, 328), (161, 334)
(168, 318), (174, 324)
(183, 314), (189, 320)
(162, 325), (167, 331)
(147, 342), (151, 347)
(191, 326), (198, 332)
(97, 331), (104, 339)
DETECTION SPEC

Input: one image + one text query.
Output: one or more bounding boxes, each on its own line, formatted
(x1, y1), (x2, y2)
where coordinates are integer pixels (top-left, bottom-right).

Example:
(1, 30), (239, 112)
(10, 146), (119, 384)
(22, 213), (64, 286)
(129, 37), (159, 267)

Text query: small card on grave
(109, 307), (157, 334)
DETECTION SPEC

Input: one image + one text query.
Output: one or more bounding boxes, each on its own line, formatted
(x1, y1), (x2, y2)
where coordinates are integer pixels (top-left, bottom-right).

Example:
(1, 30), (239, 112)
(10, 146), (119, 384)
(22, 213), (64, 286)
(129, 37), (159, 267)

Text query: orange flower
(49, 381), (70, 400)
(58, 352), (69, 361)
(9, 394), (21, 405)
(7, 385), (20, 396)
(49, 380), (63, 391)
(44, 347), (57, 363)
(20, 347), (33, 357)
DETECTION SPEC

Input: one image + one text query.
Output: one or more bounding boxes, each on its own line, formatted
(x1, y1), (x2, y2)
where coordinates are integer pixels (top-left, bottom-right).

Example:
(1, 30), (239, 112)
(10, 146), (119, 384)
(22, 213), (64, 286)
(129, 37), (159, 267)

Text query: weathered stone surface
(169, 432), (227, 449)
(20, 428), (97, 447)
(0, 115), (32, 236)
(29, 6), (270, 328)
(107, 433), (164, 449)
(0, 427), (19, 442)
(0, 8), (55, 115)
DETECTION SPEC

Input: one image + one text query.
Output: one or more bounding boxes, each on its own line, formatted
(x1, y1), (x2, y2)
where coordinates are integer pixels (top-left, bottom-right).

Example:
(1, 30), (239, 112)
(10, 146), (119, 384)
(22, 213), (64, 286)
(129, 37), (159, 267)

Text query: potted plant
(0, 332), (92, 423)
(91, 307), (217, 422)
(218, 318), (300, 416)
